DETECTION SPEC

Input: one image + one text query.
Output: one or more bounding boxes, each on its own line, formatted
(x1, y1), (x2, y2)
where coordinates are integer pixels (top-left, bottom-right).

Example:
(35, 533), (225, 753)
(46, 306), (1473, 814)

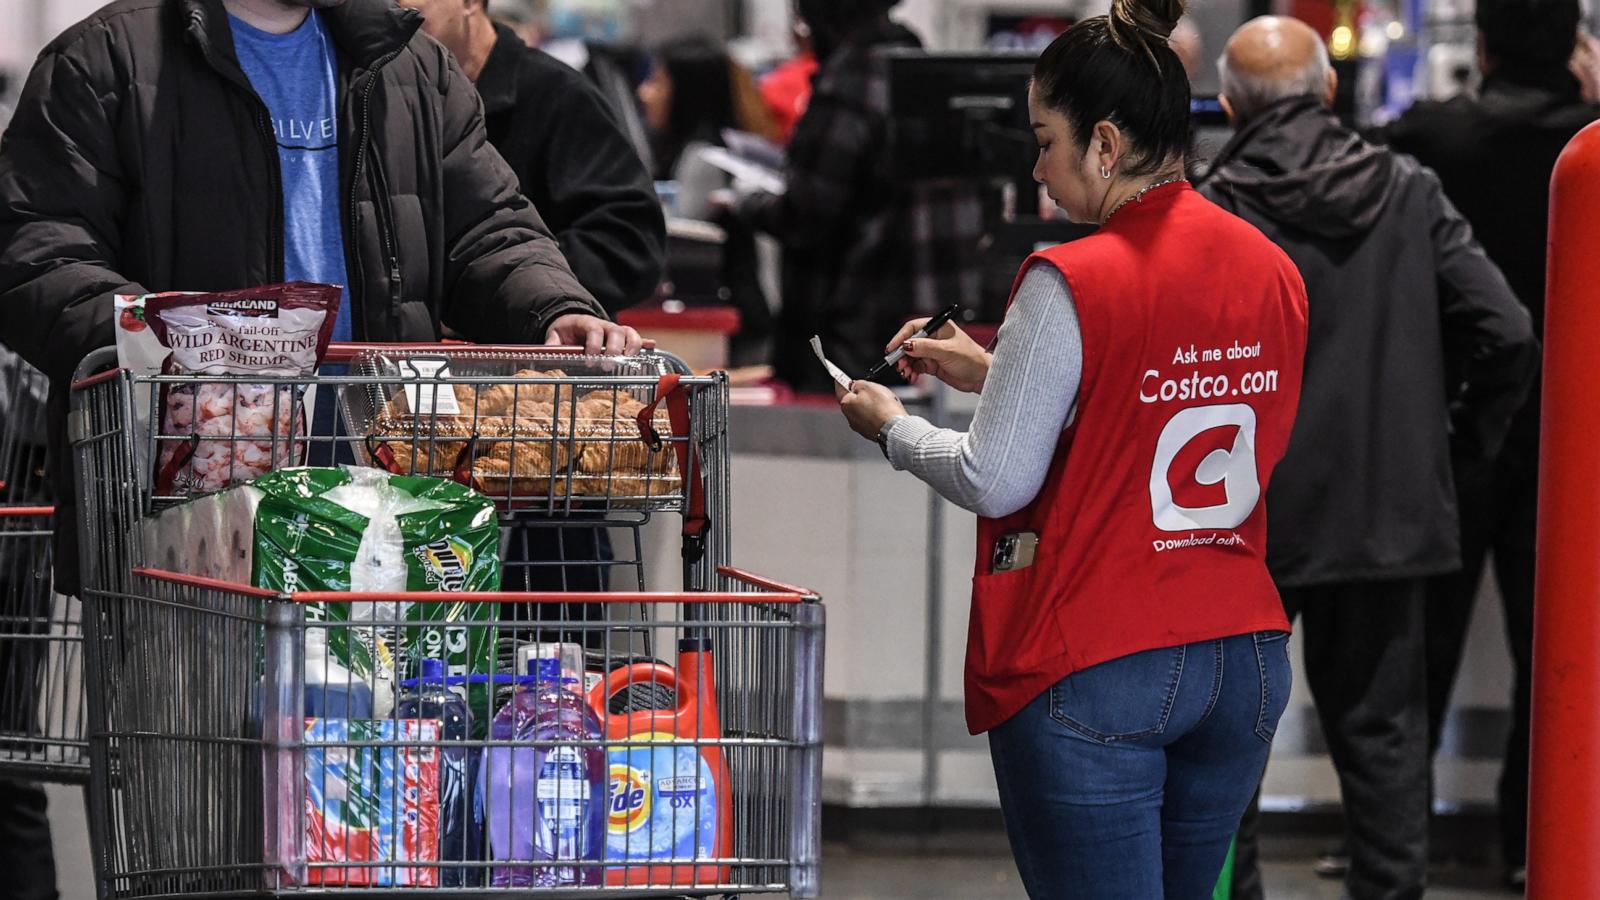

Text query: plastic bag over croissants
(369, 368), (682, 501)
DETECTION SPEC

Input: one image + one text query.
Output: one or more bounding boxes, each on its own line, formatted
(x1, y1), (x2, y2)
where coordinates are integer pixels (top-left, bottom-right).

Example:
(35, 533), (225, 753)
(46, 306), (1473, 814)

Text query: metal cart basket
(0, 350), (88, 782)
(69, 344), (824, 899)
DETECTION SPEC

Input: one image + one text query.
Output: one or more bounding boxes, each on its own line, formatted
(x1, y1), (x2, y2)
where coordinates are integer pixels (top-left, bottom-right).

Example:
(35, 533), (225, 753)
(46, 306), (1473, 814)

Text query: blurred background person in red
(759, 18), (818, 144)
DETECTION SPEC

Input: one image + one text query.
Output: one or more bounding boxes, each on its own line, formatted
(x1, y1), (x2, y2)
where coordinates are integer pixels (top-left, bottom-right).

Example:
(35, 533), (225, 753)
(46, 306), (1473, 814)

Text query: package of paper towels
(143, 466), (502, 716)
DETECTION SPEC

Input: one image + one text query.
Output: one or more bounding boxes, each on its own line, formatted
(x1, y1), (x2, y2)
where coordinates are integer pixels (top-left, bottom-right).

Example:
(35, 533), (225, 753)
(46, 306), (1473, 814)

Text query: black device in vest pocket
(992, 530), (1040, 573)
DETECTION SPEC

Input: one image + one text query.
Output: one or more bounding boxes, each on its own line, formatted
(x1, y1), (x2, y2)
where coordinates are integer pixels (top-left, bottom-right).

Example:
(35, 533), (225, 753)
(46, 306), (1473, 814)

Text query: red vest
(965, 183), (1308, 734)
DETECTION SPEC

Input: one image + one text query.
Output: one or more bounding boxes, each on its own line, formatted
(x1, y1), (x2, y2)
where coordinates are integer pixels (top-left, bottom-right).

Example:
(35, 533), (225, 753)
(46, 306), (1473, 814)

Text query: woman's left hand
(836, 380), (908, 443)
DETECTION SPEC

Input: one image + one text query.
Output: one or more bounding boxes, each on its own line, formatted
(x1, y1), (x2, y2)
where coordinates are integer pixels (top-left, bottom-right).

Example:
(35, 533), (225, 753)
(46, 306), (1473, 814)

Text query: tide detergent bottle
(587, 637), (732, 886)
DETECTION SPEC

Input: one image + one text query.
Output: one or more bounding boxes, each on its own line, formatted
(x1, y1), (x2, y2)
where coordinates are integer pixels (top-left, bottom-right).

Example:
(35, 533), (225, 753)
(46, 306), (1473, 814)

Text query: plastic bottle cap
(420, 658), (446, 681)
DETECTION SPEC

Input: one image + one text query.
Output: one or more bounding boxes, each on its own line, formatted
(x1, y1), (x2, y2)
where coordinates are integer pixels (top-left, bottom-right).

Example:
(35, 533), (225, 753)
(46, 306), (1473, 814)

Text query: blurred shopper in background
(486, 0), (659, 168)
(1168, 18), (1205, 81)
(638, 37), (778, 209)
(402, 0), (666, 316)
(833, 0), (1309, 892)
(1201, 17), (1539, 900)
(637, 37), (778, 357)
(736, 0), (983, 390)
(760, 19), (819, 144)
(1377, 0), (1600, 886)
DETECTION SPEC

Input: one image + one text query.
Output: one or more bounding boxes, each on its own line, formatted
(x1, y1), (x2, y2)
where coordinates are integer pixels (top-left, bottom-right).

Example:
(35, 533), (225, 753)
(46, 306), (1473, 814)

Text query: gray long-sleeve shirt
(883, 264), (1084, 518)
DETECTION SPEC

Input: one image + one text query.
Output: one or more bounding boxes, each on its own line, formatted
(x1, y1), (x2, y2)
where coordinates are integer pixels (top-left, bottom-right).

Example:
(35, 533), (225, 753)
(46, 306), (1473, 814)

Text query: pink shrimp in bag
(146, 283), (342, 496)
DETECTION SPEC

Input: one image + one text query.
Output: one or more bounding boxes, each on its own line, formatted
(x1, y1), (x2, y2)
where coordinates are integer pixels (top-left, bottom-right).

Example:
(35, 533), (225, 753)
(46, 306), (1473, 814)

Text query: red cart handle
(323, 341), (657, 364)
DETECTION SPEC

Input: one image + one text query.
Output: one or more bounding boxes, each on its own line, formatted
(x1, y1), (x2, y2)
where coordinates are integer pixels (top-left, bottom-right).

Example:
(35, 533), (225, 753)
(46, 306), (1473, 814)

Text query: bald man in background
(1200, 17), (1538, 900)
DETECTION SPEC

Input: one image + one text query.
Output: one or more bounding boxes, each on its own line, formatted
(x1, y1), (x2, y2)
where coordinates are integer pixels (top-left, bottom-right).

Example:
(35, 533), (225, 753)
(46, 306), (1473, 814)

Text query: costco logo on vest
(1149, 404), (1261, 534)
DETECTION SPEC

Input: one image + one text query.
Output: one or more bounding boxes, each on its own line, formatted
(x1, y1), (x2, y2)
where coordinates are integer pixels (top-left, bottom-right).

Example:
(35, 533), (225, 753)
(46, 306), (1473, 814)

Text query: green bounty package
(143, 466), (501, 717)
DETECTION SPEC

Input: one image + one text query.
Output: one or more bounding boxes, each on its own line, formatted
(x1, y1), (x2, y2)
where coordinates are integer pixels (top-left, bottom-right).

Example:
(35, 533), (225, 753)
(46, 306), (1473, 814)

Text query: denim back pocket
(1048, 645), (1187, 744)
(1253, 630), (1292, 743)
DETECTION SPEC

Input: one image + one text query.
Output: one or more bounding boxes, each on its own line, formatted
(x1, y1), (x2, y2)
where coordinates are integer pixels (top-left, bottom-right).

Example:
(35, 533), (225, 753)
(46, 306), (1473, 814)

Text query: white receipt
(810, 336), (854, 391)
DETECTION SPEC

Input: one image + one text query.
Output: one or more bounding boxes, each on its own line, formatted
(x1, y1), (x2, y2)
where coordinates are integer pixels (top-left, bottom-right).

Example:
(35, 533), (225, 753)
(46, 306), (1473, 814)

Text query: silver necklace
(1105, 176), (1188, 221)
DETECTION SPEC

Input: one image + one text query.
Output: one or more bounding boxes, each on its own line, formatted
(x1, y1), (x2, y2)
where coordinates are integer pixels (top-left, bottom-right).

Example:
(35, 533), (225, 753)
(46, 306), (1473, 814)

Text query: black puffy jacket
(478, 23), (665, 315)
(1378, 73), (1600, 464)
(0, 0), (604, 593)
(1200, 97), (1538, 588)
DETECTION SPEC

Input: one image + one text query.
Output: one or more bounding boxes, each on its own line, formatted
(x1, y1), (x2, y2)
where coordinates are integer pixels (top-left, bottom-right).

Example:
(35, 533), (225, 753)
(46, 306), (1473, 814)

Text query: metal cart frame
(68, 344), (824, 900)
(0, 351), (88, 783)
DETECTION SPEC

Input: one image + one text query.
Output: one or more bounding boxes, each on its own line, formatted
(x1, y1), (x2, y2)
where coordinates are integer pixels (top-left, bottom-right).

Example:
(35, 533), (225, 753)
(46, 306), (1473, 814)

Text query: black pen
(864, 304), (962, 381)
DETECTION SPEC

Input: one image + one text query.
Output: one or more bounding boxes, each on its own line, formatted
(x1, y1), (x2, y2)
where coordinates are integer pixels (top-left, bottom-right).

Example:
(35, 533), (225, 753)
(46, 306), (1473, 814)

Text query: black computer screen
(884, 51), (1039, 182)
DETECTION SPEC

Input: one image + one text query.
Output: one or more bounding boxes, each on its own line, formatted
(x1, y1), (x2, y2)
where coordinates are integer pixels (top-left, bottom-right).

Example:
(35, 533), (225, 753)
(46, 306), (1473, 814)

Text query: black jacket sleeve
(524, 64), (664, 315)
(1423, 165), (1540, 461)
(429, 47), (604, 341)
(0, 39), (141, 381)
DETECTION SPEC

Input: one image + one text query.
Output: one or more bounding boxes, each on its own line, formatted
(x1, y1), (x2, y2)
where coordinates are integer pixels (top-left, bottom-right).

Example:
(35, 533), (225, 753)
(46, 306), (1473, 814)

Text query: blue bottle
(480, 653), (605, 887)
(397, 659), (479, 886)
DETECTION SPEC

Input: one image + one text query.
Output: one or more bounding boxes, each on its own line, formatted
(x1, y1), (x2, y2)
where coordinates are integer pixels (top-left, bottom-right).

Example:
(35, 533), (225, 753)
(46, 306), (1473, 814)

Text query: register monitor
(883, 51), (1039, 183)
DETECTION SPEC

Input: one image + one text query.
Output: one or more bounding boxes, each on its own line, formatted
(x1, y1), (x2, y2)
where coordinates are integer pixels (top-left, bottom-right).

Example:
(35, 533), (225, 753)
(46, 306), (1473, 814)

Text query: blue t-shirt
(230, 11), (353, 342)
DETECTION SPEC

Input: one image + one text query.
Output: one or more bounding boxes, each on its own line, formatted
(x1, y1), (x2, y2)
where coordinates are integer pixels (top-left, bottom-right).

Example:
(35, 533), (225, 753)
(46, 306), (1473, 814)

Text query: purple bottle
(480, 653), (605, 887)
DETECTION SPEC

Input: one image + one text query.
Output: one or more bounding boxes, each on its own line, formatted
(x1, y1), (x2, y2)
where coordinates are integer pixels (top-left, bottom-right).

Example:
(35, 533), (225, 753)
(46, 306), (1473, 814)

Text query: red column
(1529, 120), (1600, 896)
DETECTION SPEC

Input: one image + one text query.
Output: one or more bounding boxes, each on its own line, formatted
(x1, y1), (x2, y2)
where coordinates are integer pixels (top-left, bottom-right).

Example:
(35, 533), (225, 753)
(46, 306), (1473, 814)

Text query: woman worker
(834, 0), (1310, 893)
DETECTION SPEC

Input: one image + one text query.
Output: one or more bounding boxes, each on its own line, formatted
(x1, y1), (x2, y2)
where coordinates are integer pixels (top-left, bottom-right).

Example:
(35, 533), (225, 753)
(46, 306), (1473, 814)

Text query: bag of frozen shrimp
(118, 283), (342, 496)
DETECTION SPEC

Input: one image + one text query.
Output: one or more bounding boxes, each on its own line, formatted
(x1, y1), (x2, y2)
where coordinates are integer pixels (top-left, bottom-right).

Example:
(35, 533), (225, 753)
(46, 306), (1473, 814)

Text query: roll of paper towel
(144, 486), (260, 582)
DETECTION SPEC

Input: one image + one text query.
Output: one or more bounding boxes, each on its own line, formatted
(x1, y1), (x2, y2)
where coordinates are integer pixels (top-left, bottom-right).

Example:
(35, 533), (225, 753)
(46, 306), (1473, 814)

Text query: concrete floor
(819, 849), (1513, 899)
(44, 786), (1514, 900)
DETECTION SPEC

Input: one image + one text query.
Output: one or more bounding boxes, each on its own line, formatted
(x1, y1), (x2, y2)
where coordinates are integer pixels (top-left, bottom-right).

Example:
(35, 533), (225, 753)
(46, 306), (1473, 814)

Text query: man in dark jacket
(1377, 0), (1600, 883)
(736, 0), (983, 390)
(0, 0), (640, 599)
(400, 0), (664, 601)
(400, 0), (664, 315)
(1200, 17), (1538, 900)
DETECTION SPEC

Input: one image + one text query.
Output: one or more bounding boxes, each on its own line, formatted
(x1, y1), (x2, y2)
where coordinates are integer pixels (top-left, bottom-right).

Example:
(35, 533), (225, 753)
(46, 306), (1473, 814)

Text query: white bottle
(304, 628), (375, 719)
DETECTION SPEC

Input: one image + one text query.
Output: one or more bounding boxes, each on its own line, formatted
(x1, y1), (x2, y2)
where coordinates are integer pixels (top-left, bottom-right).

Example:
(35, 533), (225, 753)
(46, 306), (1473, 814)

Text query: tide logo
(1149, 404), (1261, 532)
(608, 765), (653, 833)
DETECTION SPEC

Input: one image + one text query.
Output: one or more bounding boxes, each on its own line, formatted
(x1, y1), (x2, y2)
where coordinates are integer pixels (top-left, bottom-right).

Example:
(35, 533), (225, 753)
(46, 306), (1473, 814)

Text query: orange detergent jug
(587, 637), (733, 887)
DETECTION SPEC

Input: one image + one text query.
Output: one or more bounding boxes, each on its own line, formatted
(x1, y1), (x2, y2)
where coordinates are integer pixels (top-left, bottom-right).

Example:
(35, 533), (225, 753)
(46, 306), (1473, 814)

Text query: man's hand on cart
(835, 379), (907, 444)
(885, 318), (991, 393)
(545, 314), (645, 356)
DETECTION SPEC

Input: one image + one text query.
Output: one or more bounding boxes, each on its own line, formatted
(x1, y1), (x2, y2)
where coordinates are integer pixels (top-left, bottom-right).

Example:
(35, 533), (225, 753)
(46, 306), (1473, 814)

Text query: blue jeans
(988, 632), (1291, 899)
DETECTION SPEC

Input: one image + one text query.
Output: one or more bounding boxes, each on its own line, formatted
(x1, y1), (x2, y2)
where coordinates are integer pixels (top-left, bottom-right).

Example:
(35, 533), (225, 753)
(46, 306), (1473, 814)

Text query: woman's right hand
(888, 318), (992, 393)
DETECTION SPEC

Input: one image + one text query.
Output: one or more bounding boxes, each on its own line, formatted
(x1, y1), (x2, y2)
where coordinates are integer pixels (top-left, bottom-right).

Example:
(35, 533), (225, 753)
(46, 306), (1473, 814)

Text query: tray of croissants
(341, 349), (685, 506)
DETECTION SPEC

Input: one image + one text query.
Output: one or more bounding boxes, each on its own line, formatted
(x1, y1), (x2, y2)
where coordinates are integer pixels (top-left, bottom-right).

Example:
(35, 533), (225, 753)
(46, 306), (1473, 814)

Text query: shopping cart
(69, 344), (824, 899)
(0, 350), (88, 782)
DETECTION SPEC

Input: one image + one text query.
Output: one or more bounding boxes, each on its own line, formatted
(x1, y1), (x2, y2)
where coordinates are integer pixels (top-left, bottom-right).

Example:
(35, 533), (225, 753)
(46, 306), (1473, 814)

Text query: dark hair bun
(1032, 0), (1192, 177)
(1108, 0), (1187, 53)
